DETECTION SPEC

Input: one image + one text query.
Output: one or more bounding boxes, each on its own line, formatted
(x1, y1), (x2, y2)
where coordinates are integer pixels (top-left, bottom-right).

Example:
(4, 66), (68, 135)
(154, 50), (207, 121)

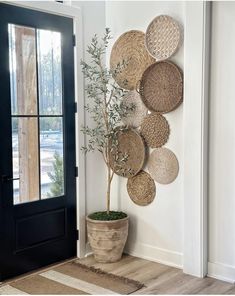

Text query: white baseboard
(86, 241), (183, 269)
(208, 262), (235, 283)
(125, 242), (183, 269)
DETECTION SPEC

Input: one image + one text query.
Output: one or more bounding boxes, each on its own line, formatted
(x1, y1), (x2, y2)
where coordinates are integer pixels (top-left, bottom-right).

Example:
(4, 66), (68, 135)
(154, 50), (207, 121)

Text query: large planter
(86, 215), (129, 263)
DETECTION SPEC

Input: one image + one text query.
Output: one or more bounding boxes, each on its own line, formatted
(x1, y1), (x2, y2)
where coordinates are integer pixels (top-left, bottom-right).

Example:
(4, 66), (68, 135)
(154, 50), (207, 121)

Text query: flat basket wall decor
(127, 170), (156, 206)
(147, 147), (179, 184)
(145, 15), (181, 60)
(110, 30), (155, 90)
(140, 113), (170, 148)
(139, 61), (183, 113)
(109, 128), (146, 178)
(122, 90), (148, 128)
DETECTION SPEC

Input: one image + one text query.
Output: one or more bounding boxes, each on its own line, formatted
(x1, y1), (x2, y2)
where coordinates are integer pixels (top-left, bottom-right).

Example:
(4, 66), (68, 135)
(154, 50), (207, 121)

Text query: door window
(9, 24), (64, 204)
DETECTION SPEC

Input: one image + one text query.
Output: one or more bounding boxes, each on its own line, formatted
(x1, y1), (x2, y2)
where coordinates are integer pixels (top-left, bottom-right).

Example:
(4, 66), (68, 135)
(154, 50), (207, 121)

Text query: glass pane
(37, 29), (62, 115)
(40, 117), (64, 199)
(12, 118), (40, 204)
(9, 24), (38, 115)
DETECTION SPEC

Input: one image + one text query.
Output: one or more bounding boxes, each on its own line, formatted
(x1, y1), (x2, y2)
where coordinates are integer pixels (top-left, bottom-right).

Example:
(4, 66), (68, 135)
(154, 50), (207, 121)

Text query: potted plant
(80, 29), (134, 263)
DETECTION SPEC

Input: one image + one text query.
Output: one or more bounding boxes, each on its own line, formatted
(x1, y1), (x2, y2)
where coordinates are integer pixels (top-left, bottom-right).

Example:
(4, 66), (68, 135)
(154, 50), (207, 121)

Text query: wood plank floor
(78, 254), (235, 294)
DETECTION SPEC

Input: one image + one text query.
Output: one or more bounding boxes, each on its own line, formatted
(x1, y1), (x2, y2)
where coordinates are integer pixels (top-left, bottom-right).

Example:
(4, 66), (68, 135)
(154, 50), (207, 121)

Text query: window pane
(12, 118), (40, 204)
(9, 24), (38, 115)
(40, 117), (64, 199)
(37, 29), (62, 115)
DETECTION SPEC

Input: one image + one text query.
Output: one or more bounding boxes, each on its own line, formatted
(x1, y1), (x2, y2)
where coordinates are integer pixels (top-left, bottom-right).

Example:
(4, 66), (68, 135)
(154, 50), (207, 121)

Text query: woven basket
(110, 30), (155, 90)
(109, 128), (146, 178)
(145, 15), (181, 60)
(147, 148), (179, 184)
(127, 171), (156, 206)
(122, 90), (148, 128)
(139, 61), (183, 113)
(140, 113), (170, 148)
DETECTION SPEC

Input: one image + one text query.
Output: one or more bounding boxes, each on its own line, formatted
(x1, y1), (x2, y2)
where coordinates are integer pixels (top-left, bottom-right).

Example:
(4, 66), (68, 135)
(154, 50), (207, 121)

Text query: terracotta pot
(86, 215), (129, 263)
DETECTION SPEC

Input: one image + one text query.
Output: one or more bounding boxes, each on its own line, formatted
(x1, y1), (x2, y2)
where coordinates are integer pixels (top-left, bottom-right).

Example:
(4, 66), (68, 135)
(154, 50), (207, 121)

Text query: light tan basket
(127, 170), (156, 206)
(145, 15), (181, 60)
(122, 90), (148, 128)
(147, 147), (179, 184)
(139, 61), (183, 113)
(110, 30), (155, 90)
(140, 113), (170, 148)
(109, 128), (146, 178)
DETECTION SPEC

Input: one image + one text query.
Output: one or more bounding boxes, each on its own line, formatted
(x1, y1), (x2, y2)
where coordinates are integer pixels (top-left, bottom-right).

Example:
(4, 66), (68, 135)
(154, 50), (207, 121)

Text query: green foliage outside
(48, 151), (64, 197)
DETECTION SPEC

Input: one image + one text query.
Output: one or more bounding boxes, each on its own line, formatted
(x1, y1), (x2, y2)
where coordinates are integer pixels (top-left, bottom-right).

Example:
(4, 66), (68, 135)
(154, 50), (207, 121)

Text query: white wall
(53, 0), (235, 281)
(72, 1), (107, 215)
(106, 1), (184, 268)
(208, 1), (235, 283)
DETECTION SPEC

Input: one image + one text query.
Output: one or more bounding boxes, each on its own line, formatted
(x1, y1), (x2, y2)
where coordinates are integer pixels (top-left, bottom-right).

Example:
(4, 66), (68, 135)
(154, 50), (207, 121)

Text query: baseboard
(208, 262), (235, 283)
(86, 241), (183, 269)
(125, 242), (183, 269)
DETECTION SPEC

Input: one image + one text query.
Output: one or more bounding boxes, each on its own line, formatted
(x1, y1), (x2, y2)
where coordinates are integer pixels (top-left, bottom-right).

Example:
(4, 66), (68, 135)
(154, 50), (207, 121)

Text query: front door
(0, 3), (77, 280)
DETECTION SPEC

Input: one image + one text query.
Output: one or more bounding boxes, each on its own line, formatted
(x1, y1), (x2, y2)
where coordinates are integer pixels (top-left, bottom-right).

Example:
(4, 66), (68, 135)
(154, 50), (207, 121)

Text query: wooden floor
(79, 254), (235, 295)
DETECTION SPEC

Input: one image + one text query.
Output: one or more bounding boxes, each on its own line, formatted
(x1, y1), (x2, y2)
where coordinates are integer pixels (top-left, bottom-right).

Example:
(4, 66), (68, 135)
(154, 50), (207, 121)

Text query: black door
(0, 3), (77, 281)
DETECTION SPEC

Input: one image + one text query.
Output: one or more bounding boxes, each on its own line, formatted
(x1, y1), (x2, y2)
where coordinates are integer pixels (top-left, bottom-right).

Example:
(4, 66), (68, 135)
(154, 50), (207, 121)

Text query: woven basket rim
(110, 30), (155, 90)
(110, 29), (146, 68)
(140, 113), (170, 148)
(109, 128), (146, 178)
(147, 147), (179, 184)
(145, 14), (181, 60)
(127, 170), (156, 206)
(122, 90), (148, 128)
(139, 60), (183, 113)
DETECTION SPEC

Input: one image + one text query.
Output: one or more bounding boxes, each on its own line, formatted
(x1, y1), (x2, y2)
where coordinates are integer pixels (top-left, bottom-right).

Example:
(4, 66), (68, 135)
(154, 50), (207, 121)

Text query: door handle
(1, 175), (20, 183)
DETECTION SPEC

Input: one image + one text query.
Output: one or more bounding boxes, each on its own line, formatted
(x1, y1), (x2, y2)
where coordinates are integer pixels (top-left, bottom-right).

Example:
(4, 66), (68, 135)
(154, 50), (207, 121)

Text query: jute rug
(0, 260), (144, 295)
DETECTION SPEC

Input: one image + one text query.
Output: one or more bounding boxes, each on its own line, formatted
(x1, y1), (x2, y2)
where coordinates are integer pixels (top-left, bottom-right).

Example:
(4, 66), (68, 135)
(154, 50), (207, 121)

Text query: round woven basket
(122, 90), (148, 128)
(140, 113), (170, 148)
(139, 61), (183, 113)
(147, 147), (179, 184)
(109, 128), (146, 178)
(127, 171), (156, 206)
(110, 30), (155, 90)
(145, 15), (181, 60)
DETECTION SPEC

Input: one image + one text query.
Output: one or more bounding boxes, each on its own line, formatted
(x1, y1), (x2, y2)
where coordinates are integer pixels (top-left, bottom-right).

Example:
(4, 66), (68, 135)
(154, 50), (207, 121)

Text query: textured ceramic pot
(86, 215), (129, 263)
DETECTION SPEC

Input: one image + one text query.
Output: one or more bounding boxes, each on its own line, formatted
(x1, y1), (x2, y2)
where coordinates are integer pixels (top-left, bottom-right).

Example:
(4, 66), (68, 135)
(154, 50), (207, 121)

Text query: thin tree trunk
(106, 165), (111, 214)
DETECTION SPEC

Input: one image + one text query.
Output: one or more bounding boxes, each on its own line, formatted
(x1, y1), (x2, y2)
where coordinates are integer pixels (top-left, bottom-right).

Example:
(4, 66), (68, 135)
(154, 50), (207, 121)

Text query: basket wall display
(108, 14), (183, 205)
(122, 90), (148, 128)
(110, 30), (155, 90)
(145, 15), (181, 60)
(127, 171), (156, 206)
(139, 61), (183, 113)
(147, 147), (179, 184)
(140, 113), (170, 148)
(109, 128), (146, 178)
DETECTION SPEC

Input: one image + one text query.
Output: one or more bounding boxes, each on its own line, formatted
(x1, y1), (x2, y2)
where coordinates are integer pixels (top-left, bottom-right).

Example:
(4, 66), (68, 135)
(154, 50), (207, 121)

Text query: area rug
(0, 261), (144, 295)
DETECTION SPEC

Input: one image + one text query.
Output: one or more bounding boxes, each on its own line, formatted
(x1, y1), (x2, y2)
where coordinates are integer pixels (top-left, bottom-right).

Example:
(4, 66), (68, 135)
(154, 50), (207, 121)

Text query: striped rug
(0, 261), (144, 295)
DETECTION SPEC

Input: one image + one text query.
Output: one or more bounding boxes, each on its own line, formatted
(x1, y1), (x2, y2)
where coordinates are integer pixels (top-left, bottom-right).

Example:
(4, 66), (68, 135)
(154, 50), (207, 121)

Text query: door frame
(183, 1), (211, 278)
(4, 0), (87, 258)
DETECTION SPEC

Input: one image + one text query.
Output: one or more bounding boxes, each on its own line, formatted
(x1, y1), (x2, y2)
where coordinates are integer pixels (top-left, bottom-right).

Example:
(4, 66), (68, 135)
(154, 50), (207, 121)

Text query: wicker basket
(139, 61), (183, 113)
(140, 113), (170, 148)
(147, 148), (179, 184)
(122, 90), (148, 128)
(110, 30), (155, 90)
(145, 15), (181, 60)
(127, 171), (156, 206)
(109, 128), (146, 178)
